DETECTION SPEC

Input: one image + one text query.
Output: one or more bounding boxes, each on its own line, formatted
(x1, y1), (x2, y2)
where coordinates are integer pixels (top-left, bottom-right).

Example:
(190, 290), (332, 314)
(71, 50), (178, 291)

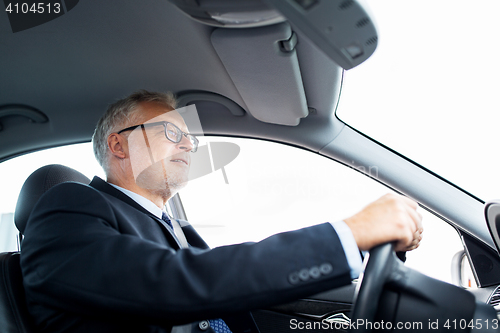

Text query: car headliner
(0, 1), (495, 250)
(0, 0), (342, 161)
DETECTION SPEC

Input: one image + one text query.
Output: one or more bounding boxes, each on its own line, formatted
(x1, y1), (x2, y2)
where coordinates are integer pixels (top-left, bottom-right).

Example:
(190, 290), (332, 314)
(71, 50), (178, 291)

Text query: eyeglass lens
(165, 123), (181, 142)
(165, 122), (198, 152)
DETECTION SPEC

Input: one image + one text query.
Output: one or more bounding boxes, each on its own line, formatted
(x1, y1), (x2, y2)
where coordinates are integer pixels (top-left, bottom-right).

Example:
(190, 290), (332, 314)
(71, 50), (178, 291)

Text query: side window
(180, 137), (464, 284)
(0, 143), (104, 252)
(0, 138), (467, 285)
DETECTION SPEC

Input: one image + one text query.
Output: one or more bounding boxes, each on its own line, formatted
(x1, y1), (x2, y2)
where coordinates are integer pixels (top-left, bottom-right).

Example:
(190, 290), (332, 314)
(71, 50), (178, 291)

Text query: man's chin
(167, 177), (188, 192)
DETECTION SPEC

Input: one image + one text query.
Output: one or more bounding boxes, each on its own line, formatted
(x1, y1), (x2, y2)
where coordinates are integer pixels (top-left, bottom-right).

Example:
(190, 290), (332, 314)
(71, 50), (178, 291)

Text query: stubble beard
(136, 159), (189, 201)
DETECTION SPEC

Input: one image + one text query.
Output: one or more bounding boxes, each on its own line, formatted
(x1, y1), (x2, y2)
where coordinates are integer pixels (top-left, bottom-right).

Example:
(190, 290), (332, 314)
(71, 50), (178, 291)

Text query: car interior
(2, 0), (500, 332)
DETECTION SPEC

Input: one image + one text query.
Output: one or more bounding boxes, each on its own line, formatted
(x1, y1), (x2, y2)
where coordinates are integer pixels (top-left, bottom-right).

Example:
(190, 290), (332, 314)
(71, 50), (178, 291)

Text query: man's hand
(344, 193), (423, 252)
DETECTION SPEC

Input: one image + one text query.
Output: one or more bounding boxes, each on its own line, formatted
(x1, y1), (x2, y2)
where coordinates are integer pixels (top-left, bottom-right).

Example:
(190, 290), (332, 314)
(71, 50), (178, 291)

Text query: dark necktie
(161, 211), (173, 229)
(208, 319), (232, 333)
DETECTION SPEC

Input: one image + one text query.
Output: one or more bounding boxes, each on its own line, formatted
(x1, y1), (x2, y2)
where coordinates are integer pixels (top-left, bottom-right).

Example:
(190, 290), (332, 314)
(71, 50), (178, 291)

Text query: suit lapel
(180, 223), (210, 250)
(89, 177), (183, 249)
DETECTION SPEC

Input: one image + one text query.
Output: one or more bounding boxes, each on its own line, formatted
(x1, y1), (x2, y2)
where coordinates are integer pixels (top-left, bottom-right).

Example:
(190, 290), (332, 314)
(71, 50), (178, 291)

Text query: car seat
(0, 164), (90, 333)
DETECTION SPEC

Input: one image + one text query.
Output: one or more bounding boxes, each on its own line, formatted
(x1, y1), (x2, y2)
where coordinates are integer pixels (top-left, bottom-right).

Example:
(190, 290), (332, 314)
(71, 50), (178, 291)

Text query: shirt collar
(108, 183), (164, 219)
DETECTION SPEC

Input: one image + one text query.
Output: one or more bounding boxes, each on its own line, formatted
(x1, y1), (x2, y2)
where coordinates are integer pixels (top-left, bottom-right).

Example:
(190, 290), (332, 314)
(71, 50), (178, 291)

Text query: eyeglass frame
(117, 121), (199, 153)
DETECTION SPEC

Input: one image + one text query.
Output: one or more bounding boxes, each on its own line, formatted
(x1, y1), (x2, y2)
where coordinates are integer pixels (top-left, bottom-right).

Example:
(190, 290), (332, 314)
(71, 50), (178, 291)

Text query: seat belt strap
(172, 218), (190, 249)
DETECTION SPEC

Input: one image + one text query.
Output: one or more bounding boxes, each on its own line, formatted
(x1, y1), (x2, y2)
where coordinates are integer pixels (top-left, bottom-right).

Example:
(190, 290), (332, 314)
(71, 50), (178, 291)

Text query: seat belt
(171, 218), (189, 249)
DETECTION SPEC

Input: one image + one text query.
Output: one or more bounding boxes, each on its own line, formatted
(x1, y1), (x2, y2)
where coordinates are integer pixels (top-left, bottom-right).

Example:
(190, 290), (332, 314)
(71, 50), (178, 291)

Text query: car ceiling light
(208, 9), (284, 27)
(169, 0), (285, 28)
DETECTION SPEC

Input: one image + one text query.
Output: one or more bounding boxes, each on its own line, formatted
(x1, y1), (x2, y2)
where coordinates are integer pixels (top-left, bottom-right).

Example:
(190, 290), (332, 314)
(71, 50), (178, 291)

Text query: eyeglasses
(118, 121), (199, 153)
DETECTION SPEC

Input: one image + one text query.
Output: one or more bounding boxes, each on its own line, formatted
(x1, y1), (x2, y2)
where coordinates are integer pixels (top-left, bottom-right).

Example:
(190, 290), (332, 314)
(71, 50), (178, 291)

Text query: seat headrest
(14, 164), (91, 234)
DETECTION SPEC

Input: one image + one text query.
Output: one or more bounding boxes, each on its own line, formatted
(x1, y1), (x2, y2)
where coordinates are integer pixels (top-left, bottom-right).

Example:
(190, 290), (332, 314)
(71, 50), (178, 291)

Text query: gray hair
(92, 90), (177, 174)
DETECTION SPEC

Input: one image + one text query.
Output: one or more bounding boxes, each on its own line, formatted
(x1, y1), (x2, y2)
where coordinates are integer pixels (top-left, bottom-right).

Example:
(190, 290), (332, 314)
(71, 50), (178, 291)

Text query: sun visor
(211, 22), (308, 126)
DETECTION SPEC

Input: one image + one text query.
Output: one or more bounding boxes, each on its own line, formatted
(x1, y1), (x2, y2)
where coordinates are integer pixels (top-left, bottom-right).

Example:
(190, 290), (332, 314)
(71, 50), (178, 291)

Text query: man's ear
(107, 133), (127, 159)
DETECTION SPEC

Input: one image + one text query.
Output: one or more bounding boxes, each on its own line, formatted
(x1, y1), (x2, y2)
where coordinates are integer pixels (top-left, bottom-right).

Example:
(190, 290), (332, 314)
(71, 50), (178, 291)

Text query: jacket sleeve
(21, 182), (352, 326)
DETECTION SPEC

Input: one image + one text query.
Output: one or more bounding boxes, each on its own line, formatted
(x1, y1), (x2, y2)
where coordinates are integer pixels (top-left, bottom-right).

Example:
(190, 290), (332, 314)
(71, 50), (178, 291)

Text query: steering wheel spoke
(350, 243), (401, 333)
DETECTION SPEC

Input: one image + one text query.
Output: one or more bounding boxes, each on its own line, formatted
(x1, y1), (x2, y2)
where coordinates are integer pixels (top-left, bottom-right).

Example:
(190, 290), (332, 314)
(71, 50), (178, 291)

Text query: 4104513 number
(5, 2), (61, 14)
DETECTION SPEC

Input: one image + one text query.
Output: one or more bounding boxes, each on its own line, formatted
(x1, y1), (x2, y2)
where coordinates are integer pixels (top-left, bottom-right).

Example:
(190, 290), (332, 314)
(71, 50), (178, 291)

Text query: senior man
(21, 90), (422, 333)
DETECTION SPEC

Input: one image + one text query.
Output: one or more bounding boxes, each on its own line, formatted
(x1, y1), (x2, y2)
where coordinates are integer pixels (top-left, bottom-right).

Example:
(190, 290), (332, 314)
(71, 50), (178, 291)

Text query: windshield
(336, 0), (500, 202)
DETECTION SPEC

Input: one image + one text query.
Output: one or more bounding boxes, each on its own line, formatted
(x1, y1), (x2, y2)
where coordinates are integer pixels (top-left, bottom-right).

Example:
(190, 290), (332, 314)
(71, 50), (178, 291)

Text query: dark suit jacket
(20, 177), (352, 333)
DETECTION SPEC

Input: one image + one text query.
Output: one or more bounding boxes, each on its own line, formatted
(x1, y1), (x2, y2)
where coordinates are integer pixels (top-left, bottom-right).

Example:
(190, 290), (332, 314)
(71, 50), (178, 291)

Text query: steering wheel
(349, 243), (401, 333)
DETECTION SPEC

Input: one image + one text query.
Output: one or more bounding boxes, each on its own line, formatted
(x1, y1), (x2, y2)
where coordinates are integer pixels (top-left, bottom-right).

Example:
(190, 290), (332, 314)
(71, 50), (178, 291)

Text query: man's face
(125, 102), (194, 195)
